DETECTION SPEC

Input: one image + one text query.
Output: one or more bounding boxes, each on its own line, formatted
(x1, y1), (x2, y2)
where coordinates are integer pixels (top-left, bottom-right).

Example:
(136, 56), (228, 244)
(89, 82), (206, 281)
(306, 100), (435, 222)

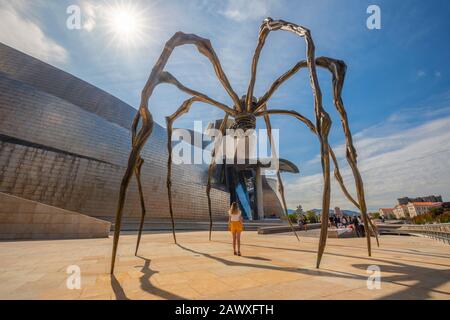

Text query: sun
(105, 2), (147, 47)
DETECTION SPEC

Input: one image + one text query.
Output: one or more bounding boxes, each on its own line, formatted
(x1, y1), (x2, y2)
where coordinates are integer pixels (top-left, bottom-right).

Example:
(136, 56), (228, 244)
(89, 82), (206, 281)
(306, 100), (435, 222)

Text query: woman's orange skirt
(229, 221), (244, 233)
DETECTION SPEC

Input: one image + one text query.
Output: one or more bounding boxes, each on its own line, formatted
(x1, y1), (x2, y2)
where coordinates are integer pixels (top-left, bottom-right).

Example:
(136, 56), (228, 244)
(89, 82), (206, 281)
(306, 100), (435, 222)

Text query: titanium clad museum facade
(0, 43), (290, 225)
(0, 43), (230, 222)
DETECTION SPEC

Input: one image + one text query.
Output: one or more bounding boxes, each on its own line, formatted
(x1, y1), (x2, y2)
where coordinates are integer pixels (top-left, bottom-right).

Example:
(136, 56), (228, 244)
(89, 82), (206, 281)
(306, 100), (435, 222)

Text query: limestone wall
(0, 192), (111, 240)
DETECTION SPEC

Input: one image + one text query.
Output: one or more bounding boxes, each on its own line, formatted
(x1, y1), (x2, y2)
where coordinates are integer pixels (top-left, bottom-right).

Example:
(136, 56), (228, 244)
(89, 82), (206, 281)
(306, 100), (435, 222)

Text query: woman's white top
(229, 211), (242, 221)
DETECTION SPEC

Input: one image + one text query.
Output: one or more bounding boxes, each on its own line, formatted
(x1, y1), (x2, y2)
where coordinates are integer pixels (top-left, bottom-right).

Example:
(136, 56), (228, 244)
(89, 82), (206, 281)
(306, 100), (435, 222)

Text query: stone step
(96, 217), (286, 232)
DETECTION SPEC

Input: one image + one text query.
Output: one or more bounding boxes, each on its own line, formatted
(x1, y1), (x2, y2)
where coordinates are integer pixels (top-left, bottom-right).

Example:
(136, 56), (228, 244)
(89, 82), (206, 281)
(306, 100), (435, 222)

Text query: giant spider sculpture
(110, 17), (379, 274)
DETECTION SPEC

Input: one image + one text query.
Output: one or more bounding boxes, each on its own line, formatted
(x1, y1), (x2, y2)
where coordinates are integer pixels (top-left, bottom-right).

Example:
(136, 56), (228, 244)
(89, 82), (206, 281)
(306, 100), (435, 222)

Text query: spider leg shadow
(134, 255), (185, 300)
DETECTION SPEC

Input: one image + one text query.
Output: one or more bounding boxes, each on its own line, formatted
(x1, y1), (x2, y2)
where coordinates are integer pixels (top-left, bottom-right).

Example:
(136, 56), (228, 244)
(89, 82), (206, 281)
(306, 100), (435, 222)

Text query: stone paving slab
(0, 231), (449, 300)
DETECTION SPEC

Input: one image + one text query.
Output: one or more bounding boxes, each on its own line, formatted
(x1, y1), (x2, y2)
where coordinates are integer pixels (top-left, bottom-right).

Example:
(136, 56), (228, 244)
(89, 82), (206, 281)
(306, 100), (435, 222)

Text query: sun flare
(105, 3), (147, 47)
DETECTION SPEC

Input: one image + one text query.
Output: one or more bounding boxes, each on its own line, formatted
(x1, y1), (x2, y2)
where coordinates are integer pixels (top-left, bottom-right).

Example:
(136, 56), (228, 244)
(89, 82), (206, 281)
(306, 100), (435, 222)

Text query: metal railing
(399, 223), (450, 244)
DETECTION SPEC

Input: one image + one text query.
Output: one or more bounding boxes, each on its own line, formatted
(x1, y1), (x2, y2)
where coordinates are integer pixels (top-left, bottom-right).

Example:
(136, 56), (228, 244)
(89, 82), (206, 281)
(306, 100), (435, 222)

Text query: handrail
(398, 223), (450, 244)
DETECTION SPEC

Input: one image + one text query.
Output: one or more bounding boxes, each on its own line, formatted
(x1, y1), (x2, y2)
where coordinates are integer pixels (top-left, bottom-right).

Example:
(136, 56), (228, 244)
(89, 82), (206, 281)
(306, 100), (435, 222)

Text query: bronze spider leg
(166, 99), (235, 245)
(134, 156), (147, 256)
(316, 57), (376, 250)
(206, 114), (229, 241)
(256, 109), (379, 250)
(261, 107), (300, 241)
(111, 114), (152, 274)
(111, 32), (238, 274)
(254, 60), (307, 113)
(329, 149), (379, 247)
(160, 73), (236, 245)
(255, 55), (378, 250)
(134, 78), (233, 250)
(248, 18), (332, 268)
(253, 109), (328, 267)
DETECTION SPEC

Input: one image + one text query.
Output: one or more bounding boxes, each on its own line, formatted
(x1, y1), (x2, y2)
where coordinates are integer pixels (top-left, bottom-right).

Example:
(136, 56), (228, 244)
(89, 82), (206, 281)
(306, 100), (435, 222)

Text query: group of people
(329, 215), (366, 237)
(297, 215), (308, 231)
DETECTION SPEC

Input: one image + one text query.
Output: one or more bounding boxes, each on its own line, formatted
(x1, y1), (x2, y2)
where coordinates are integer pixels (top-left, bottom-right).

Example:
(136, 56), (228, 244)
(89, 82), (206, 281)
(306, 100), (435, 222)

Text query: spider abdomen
(231, 113), (257, 131)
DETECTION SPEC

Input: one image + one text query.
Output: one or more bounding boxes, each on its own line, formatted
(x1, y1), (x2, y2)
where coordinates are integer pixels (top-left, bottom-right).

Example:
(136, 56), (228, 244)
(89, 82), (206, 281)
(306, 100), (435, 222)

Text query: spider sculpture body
(110, 17), (379, 274)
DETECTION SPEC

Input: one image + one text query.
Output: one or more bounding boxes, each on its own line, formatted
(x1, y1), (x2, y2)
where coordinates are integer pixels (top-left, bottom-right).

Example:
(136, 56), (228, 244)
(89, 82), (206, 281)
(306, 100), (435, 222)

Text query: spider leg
(252, 42), (377, 252)
(133, 75), (233, 249)
(329, 149), (380, 247)
(255, 60), (307, 112)
(130, 30), (239, 149)
(159, 72), (236, 115)
(162, 71), (236, 242)
(143, 32), (241, 111)
(259, 60), (379, 247)
(316, 57), (374, 252)
(248, 18), (332, 268)
(166, 98), (235, 244)
(129, 75), (233, 252)
(111, 31), (240, 273)
(256, 109), (379, 249)
(254, 109), (330, 268)
(261, 109), (300, 241)
(111, 118), (153, 274)
(134, 156), (146, 256)
(166, 98), (200, 245)
(206, 114), (229, 241)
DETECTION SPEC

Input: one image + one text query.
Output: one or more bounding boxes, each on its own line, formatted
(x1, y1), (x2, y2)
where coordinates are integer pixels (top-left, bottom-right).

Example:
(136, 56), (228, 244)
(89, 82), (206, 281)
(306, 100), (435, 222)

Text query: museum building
(0, 43), (297, 238)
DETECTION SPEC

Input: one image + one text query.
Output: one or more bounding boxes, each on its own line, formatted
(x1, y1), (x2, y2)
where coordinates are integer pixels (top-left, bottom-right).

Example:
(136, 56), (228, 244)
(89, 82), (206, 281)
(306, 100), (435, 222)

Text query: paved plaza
(0, 231), (449, 300)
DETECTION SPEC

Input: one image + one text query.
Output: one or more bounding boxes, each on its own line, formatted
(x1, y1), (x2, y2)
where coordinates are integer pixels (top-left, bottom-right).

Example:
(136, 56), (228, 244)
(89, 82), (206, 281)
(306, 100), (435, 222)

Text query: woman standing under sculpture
(228, 202), (244, 256)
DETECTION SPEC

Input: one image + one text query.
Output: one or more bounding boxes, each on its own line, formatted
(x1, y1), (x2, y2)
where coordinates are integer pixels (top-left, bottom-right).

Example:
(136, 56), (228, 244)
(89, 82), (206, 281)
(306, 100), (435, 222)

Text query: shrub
(288, 213), (298, 224)
(438, 212), (450, 223)
(412, 212), (436, 224)
(306, 211), (318, 223)
(387, 213), (397, 220)
(412, 209), (450, 224)
(430, 207), (444, 217)
(370, 212), (381, 219)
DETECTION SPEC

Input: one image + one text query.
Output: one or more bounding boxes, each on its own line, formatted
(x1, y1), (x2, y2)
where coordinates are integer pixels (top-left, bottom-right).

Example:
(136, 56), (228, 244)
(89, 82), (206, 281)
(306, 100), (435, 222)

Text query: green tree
(288, 213), (298, 223)
(305, 210), (318, 223)
(294, 205), (304, 215)
(387, 213), (397, 220)
(430, 207), (444, 217)
(438, 212), (450, 223)
(370, 212), (380, 219)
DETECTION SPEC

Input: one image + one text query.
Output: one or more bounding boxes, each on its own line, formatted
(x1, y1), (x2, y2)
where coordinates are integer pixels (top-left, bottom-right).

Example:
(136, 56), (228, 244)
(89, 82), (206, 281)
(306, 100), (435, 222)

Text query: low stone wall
(327, 228), (357, 238)
(0, 192), (110, 240)
(257, 223), (321, 234)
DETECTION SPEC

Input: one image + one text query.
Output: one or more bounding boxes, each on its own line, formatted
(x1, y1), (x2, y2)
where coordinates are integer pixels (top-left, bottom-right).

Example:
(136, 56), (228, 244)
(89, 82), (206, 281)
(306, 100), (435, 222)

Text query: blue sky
(1, 0), (450, 211)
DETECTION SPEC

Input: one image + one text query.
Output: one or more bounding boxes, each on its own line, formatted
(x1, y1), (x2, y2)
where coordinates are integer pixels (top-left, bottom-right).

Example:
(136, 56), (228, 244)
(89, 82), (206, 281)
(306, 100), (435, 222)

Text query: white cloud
(219, 0), (276, 22)
(417, 70), (426, 77)
(0, 1), (68, 64)
(285, 103), (450, 211)
(81, 1), (97, 32)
